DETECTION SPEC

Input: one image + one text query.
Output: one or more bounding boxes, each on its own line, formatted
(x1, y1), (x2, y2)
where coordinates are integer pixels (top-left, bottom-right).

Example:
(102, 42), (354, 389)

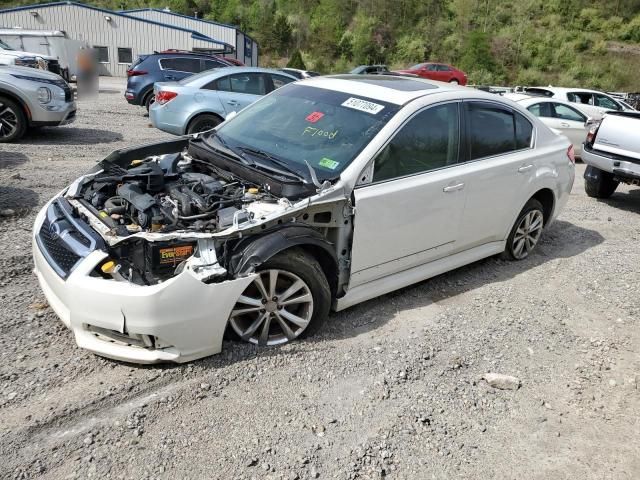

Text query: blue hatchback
(124, 52), (234, 111)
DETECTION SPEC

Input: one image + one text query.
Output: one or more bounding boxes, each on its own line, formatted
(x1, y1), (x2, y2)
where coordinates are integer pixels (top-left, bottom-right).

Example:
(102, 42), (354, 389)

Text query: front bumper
(32, 201), (255, 364)
(582, 145), (640, 181)
(30, 100), (77, 127)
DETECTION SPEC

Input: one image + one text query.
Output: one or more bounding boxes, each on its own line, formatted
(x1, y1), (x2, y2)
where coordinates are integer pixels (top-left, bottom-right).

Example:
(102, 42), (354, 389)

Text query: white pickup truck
(582, 111), (640, 198)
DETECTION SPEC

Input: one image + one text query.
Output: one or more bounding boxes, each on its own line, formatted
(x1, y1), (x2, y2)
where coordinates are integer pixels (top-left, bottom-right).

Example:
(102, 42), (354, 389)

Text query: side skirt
(334, 241), (505, 312)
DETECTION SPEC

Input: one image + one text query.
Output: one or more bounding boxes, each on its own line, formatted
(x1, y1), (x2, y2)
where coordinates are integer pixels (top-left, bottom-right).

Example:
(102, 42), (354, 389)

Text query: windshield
(0, 39), (14, 50)
(207, 84), (400, 180)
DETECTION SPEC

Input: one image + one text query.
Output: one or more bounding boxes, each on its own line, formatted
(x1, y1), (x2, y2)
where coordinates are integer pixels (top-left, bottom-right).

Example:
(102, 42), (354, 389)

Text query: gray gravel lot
(0, 92), (639, 480)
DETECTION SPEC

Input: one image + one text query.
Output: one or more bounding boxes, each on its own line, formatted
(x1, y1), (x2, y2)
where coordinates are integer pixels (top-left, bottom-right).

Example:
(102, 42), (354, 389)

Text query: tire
(228, 248), (331, 346)
(449, 79), (459, 85)
(186, 114), (222, 135)
(503, 199), (545, 261)
(143, 91), (155, 112)
(0, 96), (27, 143)
(584, 165), (618, 199)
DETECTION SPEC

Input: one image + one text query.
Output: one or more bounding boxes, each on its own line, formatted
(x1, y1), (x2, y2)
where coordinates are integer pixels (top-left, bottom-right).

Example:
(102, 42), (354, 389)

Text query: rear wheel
(228, 249), (330, 346)
(0, 96), (27, 143)
(143, 91), (155, 112)
(584, 165), (619, 199)
(503, 199), (545, 260)
(186, 114), (222, 135)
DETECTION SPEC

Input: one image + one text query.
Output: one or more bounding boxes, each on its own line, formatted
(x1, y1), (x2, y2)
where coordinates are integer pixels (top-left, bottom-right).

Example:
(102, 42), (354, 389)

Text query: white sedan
(33, 76), (575, 363)
(505, 94), (598, 157)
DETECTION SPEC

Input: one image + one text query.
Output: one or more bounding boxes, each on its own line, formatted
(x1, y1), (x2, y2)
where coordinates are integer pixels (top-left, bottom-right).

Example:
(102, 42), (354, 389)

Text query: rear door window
(527, 102), (553, 118)
(159, 57), (201, 73)
(567, 91), (594, 105)
(228, 73), (266, 95)
(465, 102), (532, 159)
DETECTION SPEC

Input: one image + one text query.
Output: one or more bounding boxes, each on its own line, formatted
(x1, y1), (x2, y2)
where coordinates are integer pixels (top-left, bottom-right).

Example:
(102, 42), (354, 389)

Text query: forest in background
(2, 0), (640, 90)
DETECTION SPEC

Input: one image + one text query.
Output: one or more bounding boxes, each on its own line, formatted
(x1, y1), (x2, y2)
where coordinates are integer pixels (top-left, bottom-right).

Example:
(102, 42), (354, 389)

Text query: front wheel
(228, 249), (331, 346)
(503, 199), (545, 260)
(0, 96), (27, 143)
(584, 165), (618, 199)
(449, 79), (459, 85)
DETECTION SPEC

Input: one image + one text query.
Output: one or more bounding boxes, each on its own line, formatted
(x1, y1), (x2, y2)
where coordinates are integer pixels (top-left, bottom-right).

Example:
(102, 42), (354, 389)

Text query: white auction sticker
(341, 97), (385, 114)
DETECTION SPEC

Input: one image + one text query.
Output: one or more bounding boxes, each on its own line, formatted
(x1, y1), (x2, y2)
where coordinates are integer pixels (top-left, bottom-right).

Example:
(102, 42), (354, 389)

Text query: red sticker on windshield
(306, 111), (324, 123)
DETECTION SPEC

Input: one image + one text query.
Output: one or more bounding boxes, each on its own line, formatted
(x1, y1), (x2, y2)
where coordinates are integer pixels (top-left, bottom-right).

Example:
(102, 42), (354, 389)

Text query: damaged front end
(33, 137), (352, 363)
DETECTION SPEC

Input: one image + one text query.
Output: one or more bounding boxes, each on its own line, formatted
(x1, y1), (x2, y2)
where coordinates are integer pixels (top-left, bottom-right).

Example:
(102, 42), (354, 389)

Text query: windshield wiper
(236, 146), (309, 182)
(203, 130), (253, 165)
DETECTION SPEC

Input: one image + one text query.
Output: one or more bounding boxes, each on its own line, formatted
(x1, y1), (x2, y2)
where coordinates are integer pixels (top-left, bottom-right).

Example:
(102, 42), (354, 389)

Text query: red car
(395, 63), (467, 85)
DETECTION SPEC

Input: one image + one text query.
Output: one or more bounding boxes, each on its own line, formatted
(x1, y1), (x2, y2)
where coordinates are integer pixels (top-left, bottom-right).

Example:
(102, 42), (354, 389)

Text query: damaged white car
(33, 76), (575, 364)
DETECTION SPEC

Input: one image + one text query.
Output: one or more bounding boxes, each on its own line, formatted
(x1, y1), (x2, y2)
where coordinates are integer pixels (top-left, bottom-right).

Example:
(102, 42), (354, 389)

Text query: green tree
(287, 49), (307, 70)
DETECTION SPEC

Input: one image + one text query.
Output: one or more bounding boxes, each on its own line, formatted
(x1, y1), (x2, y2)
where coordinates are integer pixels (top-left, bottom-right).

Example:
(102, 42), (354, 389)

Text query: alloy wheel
(229, 269), (314, 346)
(0, 102), (18, 140)
(512, 210), (543, 259)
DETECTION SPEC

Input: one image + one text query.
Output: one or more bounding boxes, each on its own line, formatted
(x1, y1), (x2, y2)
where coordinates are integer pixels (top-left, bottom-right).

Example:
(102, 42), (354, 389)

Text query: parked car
(582, 111), (640, 198)
(395, 63), (468, 85)
(0, 29), (88, 81)
(519, 87), (635, 118)
(350, 65), (389, 74)
(279, 68), (320, 79)
(0, 65), (76, 142)
(33, 75), (574, 364)
(505, 94), (598, 157)
(124, 51), (235, 111)
(150, 67), (297, 135)
(0, 38), (42, 69)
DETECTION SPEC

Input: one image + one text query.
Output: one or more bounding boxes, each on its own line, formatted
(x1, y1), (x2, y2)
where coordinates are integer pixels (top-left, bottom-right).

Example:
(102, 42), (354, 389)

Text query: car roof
(507, 94), (595, 116)
(299, 74), (465, 105)
(528, 86), (605, 94)
(180, 66), (297, 85)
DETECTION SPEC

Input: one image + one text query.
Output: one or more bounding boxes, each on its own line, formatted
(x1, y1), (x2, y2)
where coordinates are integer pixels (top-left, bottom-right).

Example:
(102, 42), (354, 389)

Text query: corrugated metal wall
(0, 4), (225, 76)
(125, 9), (259, 66)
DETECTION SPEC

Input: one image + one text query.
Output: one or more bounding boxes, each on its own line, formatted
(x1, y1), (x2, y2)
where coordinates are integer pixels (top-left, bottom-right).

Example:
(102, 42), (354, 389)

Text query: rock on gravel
(482, 373), (522, 390)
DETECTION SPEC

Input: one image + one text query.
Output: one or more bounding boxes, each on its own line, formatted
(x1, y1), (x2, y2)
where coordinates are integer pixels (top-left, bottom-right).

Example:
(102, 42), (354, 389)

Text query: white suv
(33, 76), (575, 363)
(520, 86), (635, 117)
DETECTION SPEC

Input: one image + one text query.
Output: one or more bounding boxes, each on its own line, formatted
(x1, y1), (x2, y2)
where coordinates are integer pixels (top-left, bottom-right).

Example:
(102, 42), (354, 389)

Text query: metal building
(124, 9), (259, 67)
(0, 2), (259, 76)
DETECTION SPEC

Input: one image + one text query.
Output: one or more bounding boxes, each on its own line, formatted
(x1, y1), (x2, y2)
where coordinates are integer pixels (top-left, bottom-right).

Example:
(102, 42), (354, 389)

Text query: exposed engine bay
(78, 152), (281, 235)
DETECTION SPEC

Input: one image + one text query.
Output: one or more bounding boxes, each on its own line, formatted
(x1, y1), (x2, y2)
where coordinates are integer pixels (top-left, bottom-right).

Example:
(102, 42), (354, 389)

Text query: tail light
(127, 69), (148, 77)
(155, 91), (178, 105)
(567, 144), (575, 164)
(585, 122), (600, 146)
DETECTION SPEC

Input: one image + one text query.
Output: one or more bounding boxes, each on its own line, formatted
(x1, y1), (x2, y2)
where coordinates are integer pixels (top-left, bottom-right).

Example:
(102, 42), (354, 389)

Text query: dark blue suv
(124, 51), (234, 111)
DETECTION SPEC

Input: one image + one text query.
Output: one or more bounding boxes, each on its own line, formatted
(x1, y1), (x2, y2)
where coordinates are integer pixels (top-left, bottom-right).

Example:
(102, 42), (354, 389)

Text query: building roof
(123, 8), (256, 44)
(0, 2), (234, 51)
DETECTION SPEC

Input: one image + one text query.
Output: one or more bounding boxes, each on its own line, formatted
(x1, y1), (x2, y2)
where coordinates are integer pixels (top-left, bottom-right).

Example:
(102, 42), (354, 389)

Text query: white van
(0, 29), (87, 81)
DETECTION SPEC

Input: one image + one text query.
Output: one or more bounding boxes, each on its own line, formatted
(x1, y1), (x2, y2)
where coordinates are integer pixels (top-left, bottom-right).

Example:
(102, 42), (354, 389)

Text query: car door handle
(227, 100), (240, 106)
(560, 122), (570, 127)
(518, 164), (534, 173)
(443, 182), (465, 193)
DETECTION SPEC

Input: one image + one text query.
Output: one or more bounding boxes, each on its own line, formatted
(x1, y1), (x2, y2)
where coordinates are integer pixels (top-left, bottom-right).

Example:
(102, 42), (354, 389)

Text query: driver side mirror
(585, 117), (597, 127)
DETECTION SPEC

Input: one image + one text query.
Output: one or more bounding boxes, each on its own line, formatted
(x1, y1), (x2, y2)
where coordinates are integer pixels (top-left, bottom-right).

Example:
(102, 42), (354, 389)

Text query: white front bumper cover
(32, 204), (256, 364)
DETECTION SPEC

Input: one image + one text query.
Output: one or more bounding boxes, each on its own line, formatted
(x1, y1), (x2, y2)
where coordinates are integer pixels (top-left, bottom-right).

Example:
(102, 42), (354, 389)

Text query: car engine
(77, 152), (277, 235)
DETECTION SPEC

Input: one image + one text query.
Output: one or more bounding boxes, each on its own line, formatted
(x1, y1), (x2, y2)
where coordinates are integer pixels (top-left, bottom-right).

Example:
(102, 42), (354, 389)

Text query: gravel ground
(1, 92), (639, 480)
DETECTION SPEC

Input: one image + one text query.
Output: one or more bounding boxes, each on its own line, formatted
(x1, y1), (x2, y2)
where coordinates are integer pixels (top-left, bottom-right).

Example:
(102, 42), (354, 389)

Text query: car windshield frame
(203, 83), (401, 182)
